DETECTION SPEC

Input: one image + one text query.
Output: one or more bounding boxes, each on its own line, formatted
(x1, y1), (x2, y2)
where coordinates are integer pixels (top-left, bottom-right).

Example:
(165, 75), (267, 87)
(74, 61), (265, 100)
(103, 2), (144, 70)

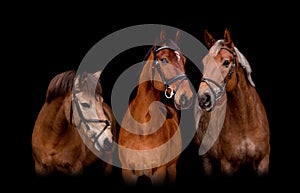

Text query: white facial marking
(175, 51), (180, 62)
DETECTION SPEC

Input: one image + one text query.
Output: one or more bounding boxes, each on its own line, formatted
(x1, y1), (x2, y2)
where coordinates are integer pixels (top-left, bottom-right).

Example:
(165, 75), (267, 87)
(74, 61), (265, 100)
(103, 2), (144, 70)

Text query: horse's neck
(130, 81), (161, 122)
(41, 97), (72, 141)
(227, 67), (261, 121)
(128, 60), (160, 120)
(125, 80), (181, 136)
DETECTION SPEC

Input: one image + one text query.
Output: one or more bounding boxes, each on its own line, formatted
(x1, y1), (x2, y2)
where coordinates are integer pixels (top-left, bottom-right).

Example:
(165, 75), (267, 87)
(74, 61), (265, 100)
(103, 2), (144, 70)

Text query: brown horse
(194, 29), (270, 176)
(118, 30), (194, 186)
(32, 70), (116, 176)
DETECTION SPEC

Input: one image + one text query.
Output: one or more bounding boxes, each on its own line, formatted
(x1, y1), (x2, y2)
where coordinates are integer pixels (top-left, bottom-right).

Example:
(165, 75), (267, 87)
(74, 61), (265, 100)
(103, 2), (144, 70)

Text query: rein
(70, 91), (111, 150)
(200, 47), (237, 109)
(152, 45), (188, 99)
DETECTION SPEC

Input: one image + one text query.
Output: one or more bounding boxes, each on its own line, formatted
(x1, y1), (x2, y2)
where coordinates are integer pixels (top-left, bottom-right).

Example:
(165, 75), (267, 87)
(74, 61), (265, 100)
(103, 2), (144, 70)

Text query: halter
(70, 91), (111, 150)
(200, 47), (237, 108)
(152, 45), (188, 99)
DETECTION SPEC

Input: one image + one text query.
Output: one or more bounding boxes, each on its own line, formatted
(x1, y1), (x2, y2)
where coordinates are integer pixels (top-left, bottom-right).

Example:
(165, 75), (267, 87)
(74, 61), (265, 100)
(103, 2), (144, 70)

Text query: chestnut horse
(194, 29), (270, 176)
(32, 70), (116, 176)
(118, 30), (194, 186)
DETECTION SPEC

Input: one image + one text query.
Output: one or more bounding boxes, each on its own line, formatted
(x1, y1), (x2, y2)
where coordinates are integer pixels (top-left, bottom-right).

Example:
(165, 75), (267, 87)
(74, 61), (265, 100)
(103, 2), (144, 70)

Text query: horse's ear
(160, 29), (166, 42)
(224, 28), (234, 49)
(93, 70), (101, 79)
(81, 71), (88, 80)
(175, 30), (182, 44)
(204, 30), (216, 48)
(75, 71), (88, 88)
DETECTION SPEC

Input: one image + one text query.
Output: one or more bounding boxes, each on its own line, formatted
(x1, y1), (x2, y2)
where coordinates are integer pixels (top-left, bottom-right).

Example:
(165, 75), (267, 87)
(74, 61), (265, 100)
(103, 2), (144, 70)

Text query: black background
(6, 5), (295, 192)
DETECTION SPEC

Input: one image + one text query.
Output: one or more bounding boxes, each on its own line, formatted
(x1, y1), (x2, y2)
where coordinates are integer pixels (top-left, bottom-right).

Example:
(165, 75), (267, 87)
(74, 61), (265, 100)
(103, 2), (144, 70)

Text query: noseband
(152, 46), (188, 99)
(70, 91), (111, 149)
(201, 47), (237, 106)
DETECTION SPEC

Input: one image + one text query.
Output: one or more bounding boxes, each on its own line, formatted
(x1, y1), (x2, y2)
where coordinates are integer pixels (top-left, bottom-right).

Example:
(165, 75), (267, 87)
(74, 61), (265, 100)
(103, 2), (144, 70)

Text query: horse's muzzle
(198, 92), (213, 111)
(180, 94), (193, 109)
(175, 93), (193, 110)
(102, 138), (113, 151)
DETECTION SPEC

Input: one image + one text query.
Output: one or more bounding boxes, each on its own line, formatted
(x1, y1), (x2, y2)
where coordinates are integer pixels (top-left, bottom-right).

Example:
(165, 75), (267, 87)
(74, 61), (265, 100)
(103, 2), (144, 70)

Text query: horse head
(149, 29), (194, 110)
(70, 71), (114, 152)
(198, 28), (240, 112)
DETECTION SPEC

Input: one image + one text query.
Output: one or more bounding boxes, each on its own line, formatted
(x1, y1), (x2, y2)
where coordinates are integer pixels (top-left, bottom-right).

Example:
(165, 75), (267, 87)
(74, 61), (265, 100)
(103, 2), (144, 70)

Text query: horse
(118, 29), (194, 186)
(31, 70), (116, 176)
(194, 28), (270, 176)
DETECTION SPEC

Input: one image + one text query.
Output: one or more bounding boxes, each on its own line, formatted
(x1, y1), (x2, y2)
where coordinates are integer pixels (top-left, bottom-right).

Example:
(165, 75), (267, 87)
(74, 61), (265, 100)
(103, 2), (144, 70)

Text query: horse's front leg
(68, 161), (84, 175)
(121, 169), (138, 186)
(150, 165), (167, 186)
(101, 151), (114, 176)
(256, 154), (269, 176)
(166, 163), (177, 185)
(202, 154), (214, 175)
(220, 157), (238, 176)
(34, 161), (53, 176)
(32, 148), (55, 175)
(102, 162), (113, 177)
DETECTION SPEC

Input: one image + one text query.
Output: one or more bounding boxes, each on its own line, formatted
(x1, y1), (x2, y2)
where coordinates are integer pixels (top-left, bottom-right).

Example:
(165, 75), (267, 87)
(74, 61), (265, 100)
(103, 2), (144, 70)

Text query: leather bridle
(200, 47), (237, 109)
(70, 90), (111, 150)
(152, 45), (188, 99)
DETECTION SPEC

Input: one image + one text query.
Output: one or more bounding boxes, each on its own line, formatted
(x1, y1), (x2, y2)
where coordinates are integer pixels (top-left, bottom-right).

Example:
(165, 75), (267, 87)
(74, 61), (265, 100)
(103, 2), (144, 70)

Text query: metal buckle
(165, 86), (175, 99)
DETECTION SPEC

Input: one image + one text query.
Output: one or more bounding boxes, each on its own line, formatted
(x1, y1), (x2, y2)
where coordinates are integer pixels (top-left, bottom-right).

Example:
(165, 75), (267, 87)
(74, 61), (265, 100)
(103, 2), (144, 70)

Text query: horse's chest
(119, 120), (182, 170)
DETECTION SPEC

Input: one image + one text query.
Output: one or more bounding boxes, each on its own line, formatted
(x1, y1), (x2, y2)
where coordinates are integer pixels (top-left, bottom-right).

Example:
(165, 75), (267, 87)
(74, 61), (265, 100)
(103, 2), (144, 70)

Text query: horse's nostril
(180, 94), (187, 106)
(198, 93), (211, 107)
(204, 93), (211, 103)
(103, 138), (113, 151)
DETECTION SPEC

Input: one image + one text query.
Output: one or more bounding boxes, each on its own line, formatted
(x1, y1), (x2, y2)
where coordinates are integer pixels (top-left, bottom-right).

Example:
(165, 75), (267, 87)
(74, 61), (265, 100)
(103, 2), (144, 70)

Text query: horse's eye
(222, 60), (230, 67)
(81, 102), (90, 108)
(161, 58), (168, 64)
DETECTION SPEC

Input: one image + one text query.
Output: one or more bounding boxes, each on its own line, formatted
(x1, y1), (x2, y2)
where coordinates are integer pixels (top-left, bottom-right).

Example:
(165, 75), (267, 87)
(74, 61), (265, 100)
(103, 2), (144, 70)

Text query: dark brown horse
(194, 29), (270, 176)
(32, 70), (116, 176)
(118, 30), (194, 186)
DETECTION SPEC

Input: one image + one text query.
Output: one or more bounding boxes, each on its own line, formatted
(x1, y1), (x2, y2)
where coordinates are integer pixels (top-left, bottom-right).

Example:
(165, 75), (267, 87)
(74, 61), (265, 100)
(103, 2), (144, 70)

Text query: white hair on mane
(234, 47), (255, 87)
(208, 40), (255, 87)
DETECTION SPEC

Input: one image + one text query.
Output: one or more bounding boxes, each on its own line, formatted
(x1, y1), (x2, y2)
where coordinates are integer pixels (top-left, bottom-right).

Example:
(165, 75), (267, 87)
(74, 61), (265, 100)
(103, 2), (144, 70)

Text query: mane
(208, 40), (255, 87)
(46, 70), (103, 103)
(46, 70), (76, 103)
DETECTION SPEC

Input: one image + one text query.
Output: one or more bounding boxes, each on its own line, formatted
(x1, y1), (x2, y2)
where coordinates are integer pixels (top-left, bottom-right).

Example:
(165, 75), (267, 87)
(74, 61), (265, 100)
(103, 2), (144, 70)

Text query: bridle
(200, 47), (237, 107)
(152, 45), (188, 99)
(70, 90), (111, 150)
